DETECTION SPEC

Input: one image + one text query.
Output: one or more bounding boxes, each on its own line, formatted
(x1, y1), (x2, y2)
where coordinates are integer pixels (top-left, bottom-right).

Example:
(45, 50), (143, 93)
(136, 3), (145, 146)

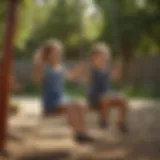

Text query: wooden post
(0, 0), (19, 151)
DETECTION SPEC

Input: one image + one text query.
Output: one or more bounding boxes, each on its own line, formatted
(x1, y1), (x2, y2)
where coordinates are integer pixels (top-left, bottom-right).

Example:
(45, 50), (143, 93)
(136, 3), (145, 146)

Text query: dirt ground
(2, 98), (160, 160)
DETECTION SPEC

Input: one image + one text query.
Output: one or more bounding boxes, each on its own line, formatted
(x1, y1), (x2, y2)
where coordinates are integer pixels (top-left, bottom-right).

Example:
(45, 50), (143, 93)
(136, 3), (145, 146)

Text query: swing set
(0, 0), (130, 154)
(0, 0), (121, 153)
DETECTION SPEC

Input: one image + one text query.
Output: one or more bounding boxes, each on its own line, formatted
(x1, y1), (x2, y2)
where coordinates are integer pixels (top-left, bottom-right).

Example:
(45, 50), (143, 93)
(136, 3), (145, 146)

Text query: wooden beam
(0, 0), (19, 152)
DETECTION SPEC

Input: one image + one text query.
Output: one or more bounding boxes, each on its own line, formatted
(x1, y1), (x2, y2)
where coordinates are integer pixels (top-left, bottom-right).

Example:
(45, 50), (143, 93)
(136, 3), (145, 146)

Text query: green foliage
(15, 80), (160, 98)
(22, 0), (101, 58)
(1, 0), (160, 60)
(16, 0), (55, 49)
(0, 0), (40, 50)
(0, 1), (7, 50)
(124, 86), (160, 98)
(31, 0), (84, 45)
(94, 0), (160, 58)
(15, 1), (36, 48)
(84, 11), (103, 42)
(0, 0), (54, 51)
(19, 80), (41, 96)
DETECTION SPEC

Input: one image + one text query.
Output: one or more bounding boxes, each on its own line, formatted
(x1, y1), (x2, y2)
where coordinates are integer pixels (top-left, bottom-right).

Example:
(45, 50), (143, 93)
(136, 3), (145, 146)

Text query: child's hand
(77, 61), (88, 70)
(66, 60), (89, 81)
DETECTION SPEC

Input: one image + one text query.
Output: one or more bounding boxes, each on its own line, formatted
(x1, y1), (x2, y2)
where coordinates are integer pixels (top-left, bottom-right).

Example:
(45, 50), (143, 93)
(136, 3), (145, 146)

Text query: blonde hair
(90, 42), (111, 60)
(33, 39), (63, 65)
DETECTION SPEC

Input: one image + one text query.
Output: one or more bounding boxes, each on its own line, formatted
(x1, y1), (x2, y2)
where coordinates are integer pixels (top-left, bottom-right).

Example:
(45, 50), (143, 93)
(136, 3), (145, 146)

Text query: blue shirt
(88, 67), (111, 100)
(42, 65), (65, 110)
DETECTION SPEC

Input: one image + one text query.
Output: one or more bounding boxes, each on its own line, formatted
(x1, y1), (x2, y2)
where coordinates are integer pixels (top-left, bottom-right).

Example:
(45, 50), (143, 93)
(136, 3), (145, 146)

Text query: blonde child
(81, 43), (128, 133)
(33, 40), (94, 143)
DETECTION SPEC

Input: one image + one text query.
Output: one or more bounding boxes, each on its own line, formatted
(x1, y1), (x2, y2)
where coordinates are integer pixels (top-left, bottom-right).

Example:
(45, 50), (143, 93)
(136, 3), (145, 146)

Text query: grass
(124, 86), (160, 98)
(15, 81), (160, 99)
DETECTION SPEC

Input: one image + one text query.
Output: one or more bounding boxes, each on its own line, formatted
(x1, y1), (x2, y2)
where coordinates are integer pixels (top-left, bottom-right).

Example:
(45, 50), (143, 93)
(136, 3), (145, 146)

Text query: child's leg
(98, 96), (113, 129)
(109, 97), (128, 133)
(98, 96), (128, 128)
(114, 97), (129, 133)
(74, 101), (87, 132)
(60, 102), (93, 142)
(116, 98), (127, 125)
(66, 103), (86, 134)
(99, 97), (112, 122)
(66, 105), (81, 133)
(59, 104), (84, 133)
(100, 97), (127, 125)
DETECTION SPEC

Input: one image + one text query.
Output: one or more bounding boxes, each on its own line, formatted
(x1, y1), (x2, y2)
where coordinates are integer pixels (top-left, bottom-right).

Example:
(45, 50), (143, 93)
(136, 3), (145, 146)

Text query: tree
(0, 0), (52, 53)
(141, 0), (160, 53)
(94, 0), (160, 79)
(0, 1), (36, 52)
(23, 0), (100, 59)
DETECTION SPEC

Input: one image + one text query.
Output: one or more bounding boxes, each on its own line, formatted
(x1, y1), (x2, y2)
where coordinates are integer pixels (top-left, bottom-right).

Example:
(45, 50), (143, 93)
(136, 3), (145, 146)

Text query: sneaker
(74, 133), (95, 144)
(99, 120), (108, 130)
(118, 123), (129, 134)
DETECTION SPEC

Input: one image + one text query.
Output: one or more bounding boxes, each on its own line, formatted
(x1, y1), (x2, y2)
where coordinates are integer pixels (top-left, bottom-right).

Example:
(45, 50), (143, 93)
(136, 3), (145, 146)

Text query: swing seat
(42, 107), (68, 117)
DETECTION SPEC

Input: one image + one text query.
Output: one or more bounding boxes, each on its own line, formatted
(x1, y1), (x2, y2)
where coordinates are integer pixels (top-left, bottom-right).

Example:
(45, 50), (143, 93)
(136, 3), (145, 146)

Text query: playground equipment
(0, 0), (19, 152)
(0, 0), (128, 155)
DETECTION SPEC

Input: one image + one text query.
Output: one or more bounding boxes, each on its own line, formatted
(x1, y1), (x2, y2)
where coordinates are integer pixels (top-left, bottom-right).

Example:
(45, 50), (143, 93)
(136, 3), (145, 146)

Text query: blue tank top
(89, 67), (111, 97)
(42, 65), (65, 109)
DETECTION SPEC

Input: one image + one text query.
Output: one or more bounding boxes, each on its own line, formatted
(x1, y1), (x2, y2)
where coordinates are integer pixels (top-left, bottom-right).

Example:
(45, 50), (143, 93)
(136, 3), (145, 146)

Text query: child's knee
(118, 98), (127, 109)
(101, 97), (111, 105)
(75, 100), (87, 109)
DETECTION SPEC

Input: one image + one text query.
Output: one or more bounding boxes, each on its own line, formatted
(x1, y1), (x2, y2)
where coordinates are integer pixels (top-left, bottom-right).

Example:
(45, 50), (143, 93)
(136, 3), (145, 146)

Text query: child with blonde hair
(33, 39), (94, 143)
(81, 42), (128, 133)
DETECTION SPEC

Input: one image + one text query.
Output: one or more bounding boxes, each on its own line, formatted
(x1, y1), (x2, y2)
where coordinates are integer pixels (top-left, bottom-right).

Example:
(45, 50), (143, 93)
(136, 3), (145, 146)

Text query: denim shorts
(43, 94), (73, 112)
(88, 91), (125, 107)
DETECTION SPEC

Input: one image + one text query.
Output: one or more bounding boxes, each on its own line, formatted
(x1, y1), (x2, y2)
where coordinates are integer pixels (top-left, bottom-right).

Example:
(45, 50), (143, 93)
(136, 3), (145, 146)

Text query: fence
(14, 55), (160, 87)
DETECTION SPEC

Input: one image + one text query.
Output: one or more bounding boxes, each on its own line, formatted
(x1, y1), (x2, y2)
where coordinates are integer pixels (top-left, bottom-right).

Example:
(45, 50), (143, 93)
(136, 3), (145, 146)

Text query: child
(80, 43), (128, 133)
(33, 39), (94, 143)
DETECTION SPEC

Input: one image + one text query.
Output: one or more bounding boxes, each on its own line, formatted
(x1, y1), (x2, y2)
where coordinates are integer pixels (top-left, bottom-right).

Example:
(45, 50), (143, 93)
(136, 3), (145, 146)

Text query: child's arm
(65, 61), (89, 82)
(110, 59), (123, 82)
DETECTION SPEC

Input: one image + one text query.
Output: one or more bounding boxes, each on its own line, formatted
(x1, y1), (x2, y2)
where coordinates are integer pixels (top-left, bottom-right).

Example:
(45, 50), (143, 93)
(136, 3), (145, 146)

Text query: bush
(65, 81), (86, 97)
(15, 81), (41, 96)
(123, 86), (160, 98)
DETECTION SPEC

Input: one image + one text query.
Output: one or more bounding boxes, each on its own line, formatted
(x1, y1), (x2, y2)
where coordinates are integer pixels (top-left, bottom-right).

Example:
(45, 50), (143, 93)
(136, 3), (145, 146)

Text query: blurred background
(0, 0), (160, 159)
(1, 0), (160, 98)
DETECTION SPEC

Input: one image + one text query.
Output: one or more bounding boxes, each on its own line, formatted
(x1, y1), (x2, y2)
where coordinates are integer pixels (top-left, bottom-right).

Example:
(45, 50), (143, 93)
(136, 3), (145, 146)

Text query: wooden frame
(0, 0), (19, 151)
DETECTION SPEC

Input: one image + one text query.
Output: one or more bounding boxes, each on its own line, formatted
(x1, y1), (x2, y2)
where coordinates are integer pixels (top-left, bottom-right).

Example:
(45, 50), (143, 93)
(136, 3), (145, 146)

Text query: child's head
(40, 39), (63, 65)
(90, 42), (111, 67)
